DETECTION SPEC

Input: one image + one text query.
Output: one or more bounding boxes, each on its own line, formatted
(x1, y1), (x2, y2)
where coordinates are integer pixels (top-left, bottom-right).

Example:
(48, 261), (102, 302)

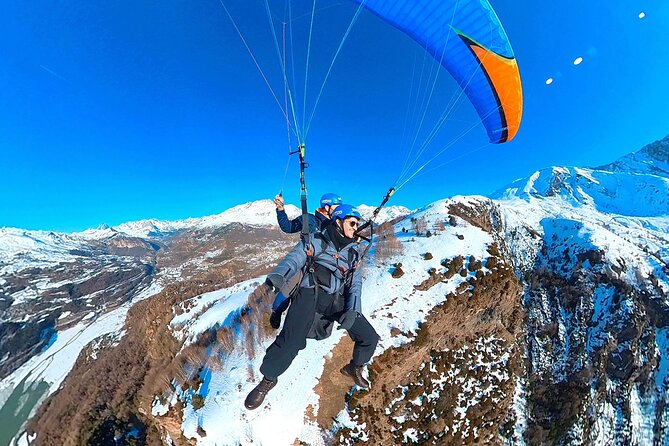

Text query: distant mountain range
(0, 200), (411, 254)
(2, 135), (668, 446)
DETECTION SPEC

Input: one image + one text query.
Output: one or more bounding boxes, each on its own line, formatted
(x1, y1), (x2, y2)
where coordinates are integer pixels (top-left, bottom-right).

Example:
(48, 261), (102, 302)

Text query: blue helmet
(320, 192), (342, 208)
(331, 204), (361, 221)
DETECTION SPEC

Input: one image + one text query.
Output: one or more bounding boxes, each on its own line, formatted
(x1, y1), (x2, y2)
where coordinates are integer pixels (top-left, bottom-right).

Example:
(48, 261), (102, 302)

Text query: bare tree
(375, 224), (404, 262)
(411, 216), (428, 236)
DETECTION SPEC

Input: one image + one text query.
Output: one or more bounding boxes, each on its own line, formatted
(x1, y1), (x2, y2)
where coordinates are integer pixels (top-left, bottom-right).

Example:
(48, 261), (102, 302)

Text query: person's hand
(337, 310), (358, 331)
(265, 274), (284, 294)
(274, 194), (285, 211)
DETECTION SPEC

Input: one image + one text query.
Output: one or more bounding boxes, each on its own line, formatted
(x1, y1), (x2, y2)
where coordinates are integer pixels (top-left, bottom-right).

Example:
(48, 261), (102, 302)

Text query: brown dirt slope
(23, 224), (294, 445)
(25, 275), (279, 445)
(330, 255), (524, 445)
(311, 337), (356, 430)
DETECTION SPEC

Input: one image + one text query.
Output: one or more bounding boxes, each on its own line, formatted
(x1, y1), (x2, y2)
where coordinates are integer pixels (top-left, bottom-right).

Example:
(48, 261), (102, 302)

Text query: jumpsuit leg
(346, 314), (380, 366)
(260, 288), (316, 379)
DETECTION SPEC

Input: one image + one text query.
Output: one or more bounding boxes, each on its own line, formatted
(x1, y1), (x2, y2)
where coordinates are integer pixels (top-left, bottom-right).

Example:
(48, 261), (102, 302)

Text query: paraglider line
(281, 23), (292, 148)
(395, 108), (496, 191)
(397, 51), (421, 181)
(411, 141), (490, 180)
(397, 51), (434, 182)
(398, 0), (461, 183)
(410, 45), (489, 171)
(398, 27), (496, 187)
(280, 22), (295, 195)
(400, 54), (440, 181)
(287, 3), (346, 24)
(403, 48), (448, 171)
(282, 22), (294, 152)
(262, 0), (304, 143)
(303, 0), (368, 139)
(218, 0), (299, 140)
(303, 0), (318, 129)
(288, 2), (301, 140)
(279, 151), (294, 195)
(39, 64), (69, 83)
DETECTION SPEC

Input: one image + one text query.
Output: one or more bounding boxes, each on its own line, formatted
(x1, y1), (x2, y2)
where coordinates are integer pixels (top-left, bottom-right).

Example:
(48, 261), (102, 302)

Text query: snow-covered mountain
(110, 200), (301, 238)
(357, 203), (413, 223)
(0, 201), (411, 250)
(597, 136), (669, 176)
(0, 200), (412, 289)
(112, 200), (411, 239)
(3, 135), (669, 445)
(494, 165), (669, 218)
(488, 136), (669, 445)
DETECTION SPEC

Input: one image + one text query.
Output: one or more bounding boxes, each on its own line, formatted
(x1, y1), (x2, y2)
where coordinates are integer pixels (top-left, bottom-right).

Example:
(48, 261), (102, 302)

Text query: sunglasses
(345, 219), (359, 228)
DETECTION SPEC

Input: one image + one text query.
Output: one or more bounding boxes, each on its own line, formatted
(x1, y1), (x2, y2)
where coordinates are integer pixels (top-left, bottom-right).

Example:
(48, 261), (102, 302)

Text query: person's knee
(274, 333), (307, 353)
(361, 327), (379, 348)
(272, 333), (288, 349)
(370, 329), (380, 347)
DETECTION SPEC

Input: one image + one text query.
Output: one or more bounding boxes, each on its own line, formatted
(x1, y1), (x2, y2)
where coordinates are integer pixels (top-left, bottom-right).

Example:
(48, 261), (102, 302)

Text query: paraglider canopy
(220, 0), (524, 222)
(349, 0), (523, 144)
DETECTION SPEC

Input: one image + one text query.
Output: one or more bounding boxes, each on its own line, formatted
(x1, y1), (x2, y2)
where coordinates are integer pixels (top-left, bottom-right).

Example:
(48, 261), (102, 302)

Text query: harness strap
(304, 234), (359, 298)
(296, 143), (312, 264)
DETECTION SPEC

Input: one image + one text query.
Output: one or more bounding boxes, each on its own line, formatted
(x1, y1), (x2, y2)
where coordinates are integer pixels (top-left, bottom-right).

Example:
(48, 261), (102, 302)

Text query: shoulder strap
(303, 232), (325, 271)
(342, 246), (360, 286)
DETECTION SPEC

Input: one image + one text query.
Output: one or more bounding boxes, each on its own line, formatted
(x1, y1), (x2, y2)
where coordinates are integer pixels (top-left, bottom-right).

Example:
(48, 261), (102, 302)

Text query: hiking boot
(244, 377), (277, 410)
(340, 362), (370, 388)
(269, 310), (282, 330)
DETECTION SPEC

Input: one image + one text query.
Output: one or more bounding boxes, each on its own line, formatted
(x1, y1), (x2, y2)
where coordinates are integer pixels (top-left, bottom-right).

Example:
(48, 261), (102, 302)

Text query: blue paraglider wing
(350, 0), (523, 143)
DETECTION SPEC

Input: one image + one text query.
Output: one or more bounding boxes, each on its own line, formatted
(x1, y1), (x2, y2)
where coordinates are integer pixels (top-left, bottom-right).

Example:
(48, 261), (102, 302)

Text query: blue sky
(1, 1), (668, 232)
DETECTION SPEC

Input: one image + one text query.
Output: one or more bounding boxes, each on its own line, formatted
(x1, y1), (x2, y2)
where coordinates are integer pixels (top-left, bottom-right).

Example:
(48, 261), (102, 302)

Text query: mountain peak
(356, 204), (413, 223)
(596, 133), (669, 177)
(197, 199), (300, 228)
(639, 133), (669, 162)
(493, 135), (669, 217)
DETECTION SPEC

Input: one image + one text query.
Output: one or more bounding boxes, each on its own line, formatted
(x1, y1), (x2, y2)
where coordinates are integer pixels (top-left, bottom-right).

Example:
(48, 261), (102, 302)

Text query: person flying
(245, 204), (379, 410)
(269, 192), (343, 329)
(274, 192), (342, 233)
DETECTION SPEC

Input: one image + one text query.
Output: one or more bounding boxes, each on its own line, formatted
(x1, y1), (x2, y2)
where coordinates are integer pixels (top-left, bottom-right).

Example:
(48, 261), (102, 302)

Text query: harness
(303, 233), (359, 307)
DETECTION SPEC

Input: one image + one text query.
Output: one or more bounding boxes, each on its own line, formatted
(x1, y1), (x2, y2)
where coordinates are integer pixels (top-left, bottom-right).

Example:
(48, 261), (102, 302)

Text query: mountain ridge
(492, 135), (669, 219)
(0, 201), (412, 254)
(3, 134), (669, 445)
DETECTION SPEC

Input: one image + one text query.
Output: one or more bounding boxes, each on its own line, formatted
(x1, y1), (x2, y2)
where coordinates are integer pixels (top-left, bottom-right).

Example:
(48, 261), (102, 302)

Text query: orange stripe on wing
(470, 45), (523, 142)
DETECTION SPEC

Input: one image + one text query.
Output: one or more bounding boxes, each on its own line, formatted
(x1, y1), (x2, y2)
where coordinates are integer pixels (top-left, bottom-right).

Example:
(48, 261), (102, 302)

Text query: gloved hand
(274, 194), (285, 211)
(337, 310), (358, 331)
(265, 274), (284, 294)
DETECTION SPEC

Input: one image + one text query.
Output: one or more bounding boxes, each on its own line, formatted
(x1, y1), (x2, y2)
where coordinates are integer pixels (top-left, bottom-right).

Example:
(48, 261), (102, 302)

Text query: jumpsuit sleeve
(276, 209), (302, 234)
(271, 240), (309, 284)
(345, 256), (363, 313)
(308, 214), (320, 232)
